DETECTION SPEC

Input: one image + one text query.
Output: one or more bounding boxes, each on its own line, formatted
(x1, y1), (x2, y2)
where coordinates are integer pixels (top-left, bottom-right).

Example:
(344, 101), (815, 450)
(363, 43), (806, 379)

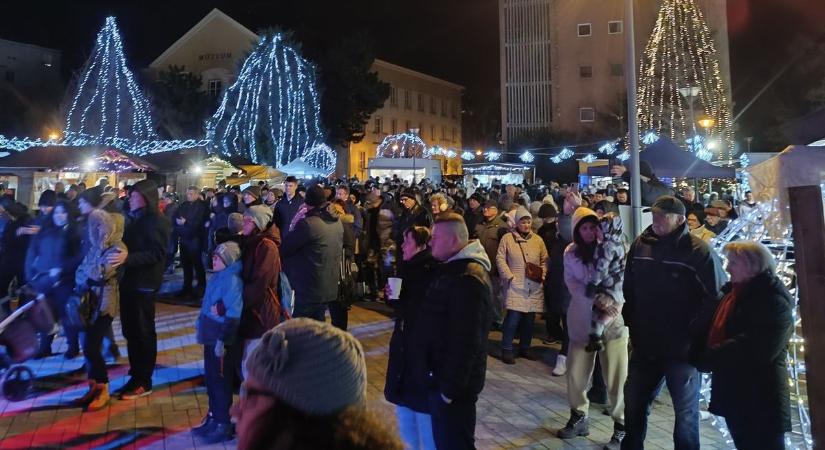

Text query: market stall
(462, 162), (533, 186)
(0, 147), (155, 208)
(367, 157), (442, 184)
(142, 149), (243, 191)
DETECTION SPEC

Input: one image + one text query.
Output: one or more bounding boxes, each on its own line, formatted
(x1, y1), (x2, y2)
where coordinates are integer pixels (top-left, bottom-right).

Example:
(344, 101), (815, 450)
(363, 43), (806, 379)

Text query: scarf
(707, 282), (745, 347)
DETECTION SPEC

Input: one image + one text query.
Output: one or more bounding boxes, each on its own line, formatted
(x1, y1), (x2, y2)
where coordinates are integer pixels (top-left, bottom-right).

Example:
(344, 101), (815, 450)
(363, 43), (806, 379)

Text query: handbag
(514, 232), (543, 283)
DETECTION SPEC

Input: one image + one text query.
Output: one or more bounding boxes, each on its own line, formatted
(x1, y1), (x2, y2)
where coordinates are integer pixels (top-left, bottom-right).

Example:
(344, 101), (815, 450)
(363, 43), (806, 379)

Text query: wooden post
(788, 185), (825, 449)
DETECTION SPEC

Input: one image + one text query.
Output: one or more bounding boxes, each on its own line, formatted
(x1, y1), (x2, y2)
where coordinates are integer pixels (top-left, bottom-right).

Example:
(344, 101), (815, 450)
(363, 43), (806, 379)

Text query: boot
(192, 413), (215, 437)
(557, 409), (589, 439)
(201, 421), (234, 444)
(603, 422), (626, 450)
(517, 348), (537, 361)
(501, 349), (515, 365)
(73, 380), (98, 406)
(86, 383), (110, 411)
(552, 355), (567, 376)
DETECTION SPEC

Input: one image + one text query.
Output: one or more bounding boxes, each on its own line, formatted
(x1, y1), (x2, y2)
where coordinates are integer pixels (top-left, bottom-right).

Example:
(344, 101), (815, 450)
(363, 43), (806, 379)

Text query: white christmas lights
(485, 151), (502, 162)
(519, 150), (535, 163)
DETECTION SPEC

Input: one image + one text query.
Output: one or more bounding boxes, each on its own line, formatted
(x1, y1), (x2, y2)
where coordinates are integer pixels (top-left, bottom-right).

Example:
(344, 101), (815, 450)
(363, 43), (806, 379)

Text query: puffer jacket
(623, 222), (726, 360)
(196, 261), (243, 346)
(364, 204), (394, 252)
(281, 204), (344, 310)
(496, 231), (547, 313)
(241, 224), (282, 339)
(75, 210), (127, 318)
(420, 240), (493, 401)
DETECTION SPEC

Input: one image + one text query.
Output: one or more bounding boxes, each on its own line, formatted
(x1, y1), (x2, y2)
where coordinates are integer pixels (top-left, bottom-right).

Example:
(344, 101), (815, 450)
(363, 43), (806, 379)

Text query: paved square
(0, 300), (731, 449)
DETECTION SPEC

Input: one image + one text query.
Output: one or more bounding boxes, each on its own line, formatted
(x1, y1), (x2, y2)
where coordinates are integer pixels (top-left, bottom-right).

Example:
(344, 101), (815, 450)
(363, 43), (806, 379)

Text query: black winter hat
(538, 203), (558, 219)
(305, 185), (327, 207)
(38, 190), (57, 207)
(78, 187), (102, 208)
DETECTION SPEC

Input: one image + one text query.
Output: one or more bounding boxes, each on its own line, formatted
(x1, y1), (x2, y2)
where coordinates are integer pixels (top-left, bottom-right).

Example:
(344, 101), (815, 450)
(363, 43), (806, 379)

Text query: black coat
(175, 199), (209, 252)
(122, 180), (171, 291)
(384, 249), (437, 412)
(281, 205), (344, 308)
(419, 244), (493, 401)
(623, 223), (727, 360)
(699, 272), (793, 433)
(537, 222), (571, 314)
(392, 204), (432, 248)
(0, 213), (31, 285)
(273, 194), (304, 237)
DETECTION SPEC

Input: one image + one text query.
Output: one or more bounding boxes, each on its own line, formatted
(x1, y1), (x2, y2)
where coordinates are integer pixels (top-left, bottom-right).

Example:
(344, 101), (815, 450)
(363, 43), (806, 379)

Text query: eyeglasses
(239, 384), (277, 402)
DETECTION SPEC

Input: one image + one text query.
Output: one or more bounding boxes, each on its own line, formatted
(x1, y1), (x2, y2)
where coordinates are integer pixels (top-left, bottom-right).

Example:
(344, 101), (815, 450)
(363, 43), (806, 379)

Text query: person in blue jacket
(193, 241), (243, 444)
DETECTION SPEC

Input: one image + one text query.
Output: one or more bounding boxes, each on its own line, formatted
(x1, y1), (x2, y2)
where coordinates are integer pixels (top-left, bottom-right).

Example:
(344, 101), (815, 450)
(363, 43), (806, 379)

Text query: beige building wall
(347, 59), (464, 180)
(147, 9), (258, 99)
(501, 0), (731, 141)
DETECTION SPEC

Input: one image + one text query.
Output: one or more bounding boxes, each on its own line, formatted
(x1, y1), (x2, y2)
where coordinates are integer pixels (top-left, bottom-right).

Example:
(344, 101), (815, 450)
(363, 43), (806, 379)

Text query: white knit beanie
(245, 318), (367, 415)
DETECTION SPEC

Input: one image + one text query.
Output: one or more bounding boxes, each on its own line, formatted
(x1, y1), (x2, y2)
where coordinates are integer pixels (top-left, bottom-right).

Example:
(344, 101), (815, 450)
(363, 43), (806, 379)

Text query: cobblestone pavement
(0, 299), (731, 449)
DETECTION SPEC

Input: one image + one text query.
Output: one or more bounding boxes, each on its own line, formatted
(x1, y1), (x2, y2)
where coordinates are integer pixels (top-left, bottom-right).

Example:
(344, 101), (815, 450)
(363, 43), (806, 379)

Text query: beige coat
(496, 231), (548, 313)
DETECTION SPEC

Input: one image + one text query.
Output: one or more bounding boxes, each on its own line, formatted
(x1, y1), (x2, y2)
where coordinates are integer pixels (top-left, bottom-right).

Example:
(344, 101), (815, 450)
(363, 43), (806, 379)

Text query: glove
(214, 340), (225, 358)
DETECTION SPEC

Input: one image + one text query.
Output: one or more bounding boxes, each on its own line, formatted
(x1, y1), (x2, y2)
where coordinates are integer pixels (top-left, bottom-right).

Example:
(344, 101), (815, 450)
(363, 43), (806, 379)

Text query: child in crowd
(586, 213), (626, 352)
(193, 242), (243, 444)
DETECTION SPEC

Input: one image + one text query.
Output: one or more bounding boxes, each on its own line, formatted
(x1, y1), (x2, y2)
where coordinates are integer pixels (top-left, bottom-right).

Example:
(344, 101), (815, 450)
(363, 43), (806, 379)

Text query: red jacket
(240, 225), (282, 339)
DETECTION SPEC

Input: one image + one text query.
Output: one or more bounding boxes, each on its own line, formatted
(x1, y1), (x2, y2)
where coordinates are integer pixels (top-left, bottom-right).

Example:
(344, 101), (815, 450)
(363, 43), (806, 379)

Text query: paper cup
(387, 277), (403, 300)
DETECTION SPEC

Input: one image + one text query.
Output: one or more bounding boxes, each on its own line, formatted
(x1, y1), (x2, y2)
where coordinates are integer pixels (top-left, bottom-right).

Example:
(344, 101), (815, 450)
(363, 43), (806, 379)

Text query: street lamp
(678, 86), (701, 137)
(697, 117), (715, 129)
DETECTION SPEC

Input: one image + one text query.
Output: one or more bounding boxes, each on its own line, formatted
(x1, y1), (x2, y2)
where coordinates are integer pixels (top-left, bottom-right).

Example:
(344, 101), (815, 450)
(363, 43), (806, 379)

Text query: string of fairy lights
(637, 0), (734, 161)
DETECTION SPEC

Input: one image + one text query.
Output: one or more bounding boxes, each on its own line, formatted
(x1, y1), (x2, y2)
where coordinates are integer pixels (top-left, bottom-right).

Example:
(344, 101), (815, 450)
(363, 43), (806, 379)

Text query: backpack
(278, 270), (295, 319)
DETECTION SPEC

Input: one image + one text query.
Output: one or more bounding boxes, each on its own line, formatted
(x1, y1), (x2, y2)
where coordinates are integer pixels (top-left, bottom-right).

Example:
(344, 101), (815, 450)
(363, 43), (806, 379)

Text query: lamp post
(678, 86), (701, 138)
(409, 128), (420, 184)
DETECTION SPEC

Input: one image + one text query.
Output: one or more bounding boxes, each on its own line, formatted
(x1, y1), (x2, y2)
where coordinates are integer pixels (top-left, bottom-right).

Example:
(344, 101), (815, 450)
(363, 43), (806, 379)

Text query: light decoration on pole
(64, 17), (157, 147)
(303, 143), (337, 176)
(686, 135), (713, 161)
(460, 151), (476, 161)
(550, 147), (574, 164)
(376, 132), (430, 158)
(637, 0), (734, 160)
(485, 151), (502, 162)
(519, 150), (535, 163)
(617, 151), (631, 162)
(581, 154), (598, 164)
(206, 33), (324, 167)
(738, 153), (751, 192)
(708, 201), (814, 450)
(598, 141), (619, 155)
(642, 131), (660, 145)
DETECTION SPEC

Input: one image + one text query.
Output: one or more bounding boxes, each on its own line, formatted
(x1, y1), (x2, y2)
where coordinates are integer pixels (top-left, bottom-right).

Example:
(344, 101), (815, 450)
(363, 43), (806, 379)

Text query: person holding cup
(384, 226), (438, 450)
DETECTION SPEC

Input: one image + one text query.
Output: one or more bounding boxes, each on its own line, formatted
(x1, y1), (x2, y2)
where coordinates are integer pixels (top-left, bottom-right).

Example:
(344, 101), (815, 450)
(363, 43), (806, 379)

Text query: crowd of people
(0, 172), (793, 450)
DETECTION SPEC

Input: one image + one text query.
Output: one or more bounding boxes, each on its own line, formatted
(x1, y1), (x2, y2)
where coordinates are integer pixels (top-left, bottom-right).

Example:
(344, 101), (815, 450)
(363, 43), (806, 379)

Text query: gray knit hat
(227, 212), (244, 234)
(245, 318), (367, 415)
(214, 241), (241, 266)
(243, 204), (272, 231)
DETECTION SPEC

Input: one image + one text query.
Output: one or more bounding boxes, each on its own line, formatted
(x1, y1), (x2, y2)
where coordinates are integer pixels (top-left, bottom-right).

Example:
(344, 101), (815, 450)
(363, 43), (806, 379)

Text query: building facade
(499, 0), (731, 145)
(346, 59), (464, 180)
(147, 8), (258, 100)
(0, 38), (62, 136)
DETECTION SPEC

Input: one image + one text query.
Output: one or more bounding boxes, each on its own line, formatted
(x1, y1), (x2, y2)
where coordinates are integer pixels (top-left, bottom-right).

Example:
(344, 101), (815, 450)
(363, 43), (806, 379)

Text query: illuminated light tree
(637, 0), (734, 160)
(64, 17), (157, 145)
(206, 32), (324, 167)
(376, 132), (430, 158)
(303, 143), (337, 175)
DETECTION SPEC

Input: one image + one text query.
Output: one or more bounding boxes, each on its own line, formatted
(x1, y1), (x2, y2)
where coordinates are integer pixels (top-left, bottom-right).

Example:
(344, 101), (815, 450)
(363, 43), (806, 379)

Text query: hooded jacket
(497, 230), (548, 313)
(122, 180), (171, 291)
(241, 224), (283, 339)
(420, 240), (493, 401)
(76, 210), (127, 318)
(197, 261), (243, 345)
(623, 221), (726, 360)
(281, 203), (344, 310)
(564, 208), (628, 344)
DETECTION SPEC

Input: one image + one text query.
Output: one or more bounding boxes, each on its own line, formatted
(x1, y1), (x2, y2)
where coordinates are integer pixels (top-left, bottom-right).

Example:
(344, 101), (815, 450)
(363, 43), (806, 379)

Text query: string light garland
(302, 143), (337, 175)
(460, 151), (476, 161)
(637, 0), (734, 160)
(550, 147), (574, 164)
(462, 163), (531, 174)
(519, 150), (535, 163)
(63, 148), (153, 173)
(598, 141), (619, 155)
(485, 151), (502, 162)
(708, 202), (813, 450)
(206, 33), (324, 167)
(64, 17), (156, 146)
(581, 154), (598, 164)
(376, 132), (431, 158)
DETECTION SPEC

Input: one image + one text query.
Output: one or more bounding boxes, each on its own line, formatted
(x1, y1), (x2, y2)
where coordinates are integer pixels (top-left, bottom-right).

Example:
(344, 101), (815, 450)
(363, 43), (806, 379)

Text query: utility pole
(626, 0), (642, 237)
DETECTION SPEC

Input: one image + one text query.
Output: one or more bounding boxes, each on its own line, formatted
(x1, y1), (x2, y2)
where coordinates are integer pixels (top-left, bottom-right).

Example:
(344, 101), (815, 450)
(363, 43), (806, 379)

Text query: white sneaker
(552, 355), (567, 376)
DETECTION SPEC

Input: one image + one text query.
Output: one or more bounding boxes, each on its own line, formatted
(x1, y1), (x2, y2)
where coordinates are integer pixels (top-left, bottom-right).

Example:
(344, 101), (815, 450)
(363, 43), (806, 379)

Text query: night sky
(1, 0), (823, 147)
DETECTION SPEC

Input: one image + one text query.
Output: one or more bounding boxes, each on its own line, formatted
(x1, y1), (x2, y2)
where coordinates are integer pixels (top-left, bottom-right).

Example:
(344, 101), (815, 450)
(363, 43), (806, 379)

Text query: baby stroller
(0, 274), (59, 401)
